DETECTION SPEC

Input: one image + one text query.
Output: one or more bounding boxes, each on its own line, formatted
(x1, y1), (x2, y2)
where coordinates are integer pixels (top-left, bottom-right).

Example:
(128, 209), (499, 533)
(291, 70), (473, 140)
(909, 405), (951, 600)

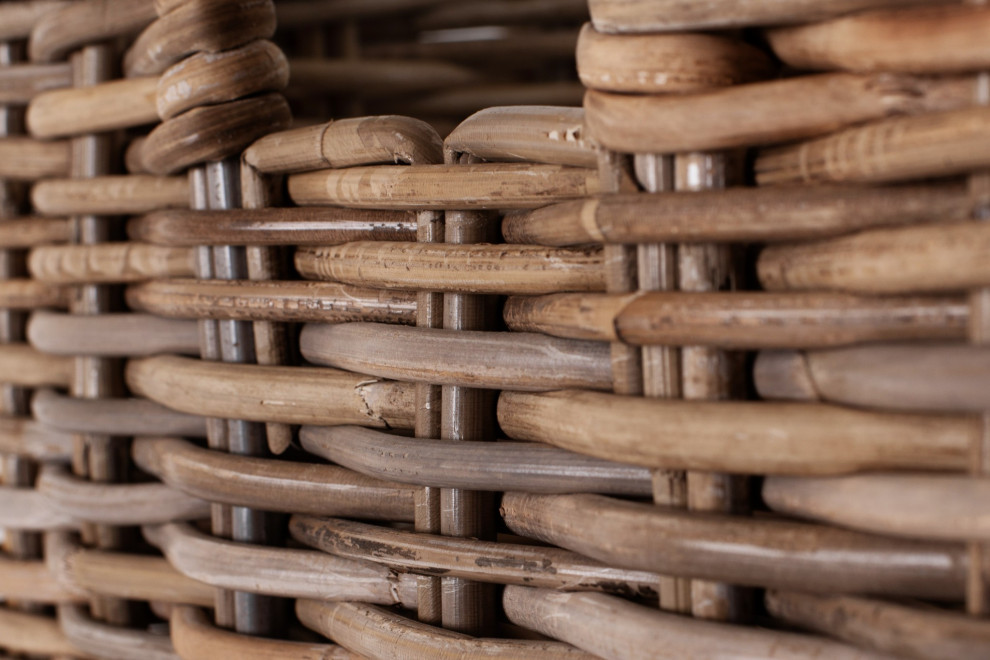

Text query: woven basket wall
(0, 0), (988, 658)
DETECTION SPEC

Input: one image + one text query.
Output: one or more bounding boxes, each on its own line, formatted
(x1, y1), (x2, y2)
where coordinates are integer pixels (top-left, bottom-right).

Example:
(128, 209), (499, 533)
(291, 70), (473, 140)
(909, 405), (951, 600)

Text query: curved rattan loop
(126, 279), (417, 324)
(29, 0), (157, 63)
(300, 425), (652, 495)
(295, 599), (593, 660)
(128, 207), (416, 246)
(505, 291), (967, 349)
(58, 604), (179, 660)
(124, 0), (276, 77)
(132, 436), (416, 520)
(497, 389), (976, 475)
(577, 24), (773, 94)
(32, 389), (207, 437)
(28, 311), (200, 357)
(126, 355), (416, 427)
(290, 514), (661, 597)
(141, 93), (291, 175)
(157, 40), (288, 120)
(170, 606), (357, 660)
(36, 463), (210, 525)
(144, 522), (416, 606)
(501, 181), (973, 246)
(501, 492), (965, 600)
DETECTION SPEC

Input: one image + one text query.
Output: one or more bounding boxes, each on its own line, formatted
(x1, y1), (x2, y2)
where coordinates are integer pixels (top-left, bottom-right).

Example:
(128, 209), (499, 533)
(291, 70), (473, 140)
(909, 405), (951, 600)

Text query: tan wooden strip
(301, 425), (652, 496)
(585, 73), (976, 154)
(37, 463), (209, 525)
(129, 207), (417, 246)
(0, 137), (68, 179)
(295, 242), (604, 294)
(0, 0), (69, 40)
(0, 62), (71, 105)
(502, 492), (964, 600)
(126, 355), (416, 428)
(758, 221), (990, 294)
(0, 279), (69, 309)
(0, 344), (72, 388)
(32, 389), (206, 438)
(766, 591), (990, 660)
(288, 162), (600, 210)
(300, 323), (612, 392)
(502, 181), (972, 246)
(756, 344), (990, 412)
(291, 514), (661, 596)
(504, 587), (884, 660)
(28, 311), (199, 357)
(0, 556), (83, 604)
(296, 600), (593, 660)
(29, 243), (196, 284)
(32, 175), (189, 216)
(505, 291), (968, 348)
(127, 278), (417, 324)
(765, 473), (990, 542)
(0, 416), (74, 461)
(27, 76), (159, 138)
(29, 0), (156, 62)
(0, 217), (71, 248)
(497, 390), (975, 475)
(0, 607), (83, 656)
(0, 485), (75, 530)
(144, 522), (415, 606)
(133, 436), (415, 521)
(768, 4), (990, 74)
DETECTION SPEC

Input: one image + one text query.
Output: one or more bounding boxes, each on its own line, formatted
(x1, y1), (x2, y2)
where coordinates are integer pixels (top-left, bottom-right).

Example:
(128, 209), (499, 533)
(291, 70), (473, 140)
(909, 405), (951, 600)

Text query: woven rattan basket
(0, 0), (989, 658)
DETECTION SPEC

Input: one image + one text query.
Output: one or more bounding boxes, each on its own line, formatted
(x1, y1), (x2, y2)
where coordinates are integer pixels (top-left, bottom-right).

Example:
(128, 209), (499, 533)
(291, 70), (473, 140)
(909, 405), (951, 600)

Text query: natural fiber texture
(0, 0), (987, 658)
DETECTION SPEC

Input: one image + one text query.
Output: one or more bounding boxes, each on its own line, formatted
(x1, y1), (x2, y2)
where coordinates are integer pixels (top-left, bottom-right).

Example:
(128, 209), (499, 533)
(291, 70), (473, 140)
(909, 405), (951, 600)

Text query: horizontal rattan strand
(766, 590), (990, 660)
(243, 116), (442, 174)
(767, 4), (990, 75)
(756, 344), (990, 412)
(29, 243), (196, 284)
(133, 436), (415, 521)
(300, 323), (612, 392)
(502, 180), (972, 246)
(0, 344), (72, 388)
(584, 72), (975, 154)
(295, 599), (592, 660)
(37, 463), (209, 526)
(288, 163), (599, 210)
(504, 586), (881, 660)
(144, 522), (416, 607)
(32, 175), (189, 216)
(759, 221), (990, 294)
(0, 555), (83, 604)
(28, 311), (199, 357)
(588, 0), (952, 33)
(497, 390), (975, 475)
(0, 137), (68, 180)
(290, 515), (660, 598)
(0, 62), (70, 105)
(502, 492), (964, 600)
(364, 29), (577, 65)
(576, 25), (773, 94)
(126, 355), (415, 428)
(0, 606), (83, 657)
(764, 473), (990, 542)
(29, 0), (156, 63)
(0, 217), (70, 248)
(444, 106), (598, 168)
(505, 291), (967, 348)
(0, 415), (74, 461)
(301, 425), (652, 496)
(417, 0), (588, 30)
(32, 389), (207, 437)
(123, 0), (276, 77)
(27, 76), (159, 139)
(286, 58), (479, 97)
(127, 279), (417, 324)
(170, 606), (357, 660)
(0, 485), (74, 530)
(50, 533), (214, 607)
(129, 207), (417, 246)
(295, 242), (604, 295)
(0, 279), (68, 309)
(756, 106), (990, 185)
(157, 39), (288, 120)
(58, 605), (178, 660)
(0, 0), (69, 41)
(399, 82), (585, 119)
